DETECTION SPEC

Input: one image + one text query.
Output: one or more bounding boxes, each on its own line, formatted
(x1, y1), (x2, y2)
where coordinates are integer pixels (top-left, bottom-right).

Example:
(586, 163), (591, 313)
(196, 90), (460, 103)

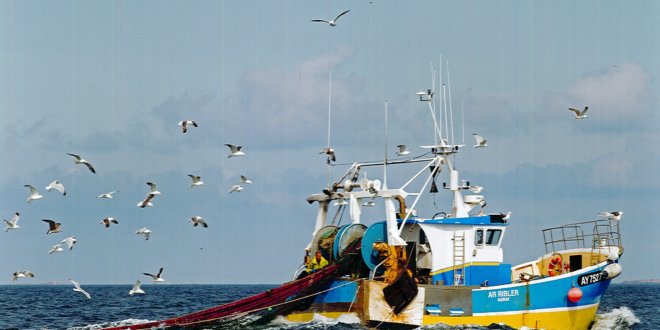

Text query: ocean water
(0, 283), (654, 329)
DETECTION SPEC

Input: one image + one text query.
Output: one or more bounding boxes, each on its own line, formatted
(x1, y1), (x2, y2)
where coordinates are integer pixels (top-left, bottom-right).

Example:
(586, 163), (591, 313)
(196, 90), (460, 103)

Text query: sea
(0, 283), (654, 330)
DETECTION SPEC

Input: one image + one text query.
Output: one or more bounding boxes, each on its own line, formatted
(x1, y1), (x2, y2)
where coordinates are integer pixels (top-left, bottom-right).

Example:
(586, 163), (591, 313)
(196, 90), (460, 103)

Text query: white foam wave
(67, 318), (153, 330)
(592, 307), (641, 330)
(267, 313), (361, 328)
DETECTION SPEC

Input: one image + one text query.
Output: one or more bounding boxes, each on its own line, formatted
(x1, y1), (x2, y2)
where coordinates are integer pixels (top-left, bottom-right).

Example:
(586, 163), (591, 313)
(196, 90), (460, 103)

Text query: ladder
(452, 231), (465, 286)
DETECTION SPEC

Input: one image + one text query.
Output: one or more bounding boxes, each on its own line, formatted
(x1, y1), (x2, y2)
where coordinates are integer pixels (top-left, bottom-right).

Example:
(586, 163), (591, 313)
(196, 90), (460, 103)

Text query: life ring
(548, 254), (563, 276)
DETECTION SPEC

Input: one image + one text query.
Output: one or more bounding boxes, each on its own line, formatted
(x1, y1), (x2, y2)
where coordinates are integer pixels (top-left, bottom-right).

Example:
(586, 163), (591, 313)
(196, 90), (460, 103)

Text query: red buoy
(568, 287), (583, 302)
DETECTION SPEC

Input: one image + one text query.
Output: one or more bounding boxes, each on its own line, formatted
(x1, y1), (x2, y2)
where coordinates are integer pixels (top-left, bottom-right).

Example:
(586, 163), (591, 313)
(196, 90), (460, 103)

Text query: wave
(67, 318), (154, 330)
(592, 307), (641, 330)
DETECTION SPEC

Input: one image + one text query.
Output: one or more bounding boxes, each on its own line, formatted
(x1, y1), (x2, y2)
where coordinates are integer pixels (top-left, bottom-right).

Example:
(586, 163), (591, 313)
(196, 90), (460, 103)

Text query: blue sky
(1, 1), (658, 284)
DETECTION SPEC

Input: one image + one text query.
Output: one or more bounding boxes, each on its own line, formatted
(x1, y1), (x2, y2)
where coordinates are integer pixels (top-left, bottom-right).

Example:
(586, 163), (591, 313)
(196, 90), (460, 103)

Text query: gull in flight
(100, 217), (119, 228)
(12, 271), (35, 282)
(568, 106), (589, 119)
(225, 144), (245, 158)
(4, 212), (20, 232)
(311, 9), (350, 27)
(146, 182), (161, 195)
(473, 133), (487, 148)
(598, 211), (623, 221)
(319, 147), (336, 162)
(189, 216), (208, 228)
(136, 227), (152, 240)
(45, 180), (67, 196)
(468, 185), (483, 194)
(48, 244), (64, 254)
(62, 236), (77, 250)
(239, 175), (253, 184)
(143, 267), (165, 282)
(129, 280), (145, 296)
(229, 184), (244, 194)
(396, 145), (411, 156)
(178, 120), (198, 133)
(96, 191), (118, 199)
(42, 219), (62, 234)
(66, 153), (96, 174)
(69, 279), (91, 299)
(188, 174), (204, 188)
(137, 194), (156, 208)
(24, 184), (43, 203)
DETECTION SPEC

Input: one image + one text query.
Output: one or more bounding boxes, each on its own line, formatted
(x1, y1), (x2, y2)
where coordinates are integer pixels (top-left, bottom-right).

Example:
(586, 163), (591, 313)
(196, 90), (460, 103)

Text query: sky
(1, 1), (658, 285)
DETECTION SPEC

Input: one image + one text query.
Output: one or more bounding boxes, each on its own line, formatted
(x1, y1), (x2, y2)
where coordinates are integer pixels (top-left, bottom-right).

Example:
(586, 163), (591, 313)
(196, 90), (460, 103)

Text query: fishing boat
(104, 68), (623, 330)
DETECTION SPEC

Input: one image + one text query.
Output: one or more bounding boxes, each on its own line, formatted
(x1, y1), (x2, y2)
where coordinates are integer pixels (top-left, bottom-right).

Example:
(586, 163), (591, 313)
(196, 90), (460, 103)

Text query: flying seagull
(319, 147), (336, 162)
(136, 227), (152, 240)
(24, 184), (43, 203)
(137, 194), (156, 208)
(61, 236), (77, 250)
(188, 174), (204, 188)
(598, 211), (623, 221)
(396, 145), (411, 156)
(229, 184), (244, 194)
(129, 280), (145, 296)
(143, 267), (165, 282)
(225, 144), (245, 158)
(311, 9), (350, 27)
(239, 175), (253, 184)
(99, 217), (119, 228)
(189, 216), (208, 228)
(69, 279), (91, 299)
(178, 120), (198, 133)
(12, 271), (35, 282)
(42, 219), (62, 234)
(48, 244), (64, 254)
(45, 180), (67, 196)
(568, 106), (589, 119)
(472, 133), (487, 148)
(3, 212), (20, 232)
(468, 185), (483, 194)
(96, 191), (118, 199)
(66, 153), (96, 174)
(146, 182), (161, 195)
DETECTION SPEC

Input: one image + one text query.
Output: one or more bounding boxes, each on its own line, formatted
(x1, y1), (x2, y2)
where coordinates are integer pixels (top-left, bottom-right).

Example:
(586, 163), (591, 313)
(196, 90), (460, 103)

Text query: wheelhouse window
(475, 229), (484, 246)
(486, 229), (502, 245)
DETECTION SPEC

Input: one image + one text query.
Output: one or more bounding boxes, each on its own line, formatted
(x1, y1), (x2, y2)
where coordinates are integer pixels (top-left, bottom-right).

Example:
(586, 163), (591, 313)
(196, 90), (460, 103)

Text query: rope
(347, 282), (361, 313)
(175, 278), (363, 327)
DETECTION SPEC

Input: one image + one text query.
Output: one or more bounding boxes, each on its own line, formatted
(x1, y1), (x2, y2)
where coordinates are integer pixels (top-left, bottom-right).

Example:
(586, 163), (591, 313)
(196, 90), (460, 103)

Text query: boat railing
(542, 219), (622, 253)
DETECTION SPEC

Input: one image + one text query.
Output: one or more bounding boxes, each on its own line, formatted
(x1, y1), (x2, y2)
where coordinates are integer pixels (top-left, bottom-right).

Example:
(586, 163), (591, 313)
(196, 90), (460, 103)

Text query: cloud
(566, 63), (652, 128)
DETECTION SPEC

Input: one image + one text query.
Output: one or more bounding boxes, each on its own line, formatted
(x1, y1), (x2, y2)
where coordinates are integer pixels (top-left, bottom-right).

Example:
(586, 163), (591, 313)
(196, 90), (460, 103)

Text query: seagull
(598, 211), (623, 221)
(229, 184), (244, 194)
(362, 200), (376, 207)
(225, 144), (245, 158)
(146, 182), (161, 195)
(12, 271), (35, 282)
(96, 191), (118, 199)
(61, 236), (77, 250)
(143, 267), (165, 282)
(468, 185), (483, 193)
(69, 279), (91, 299)
(568, 106), (589, 119)
(501, 211), (512, 221)
(189, 216), (208, 228)
(178, 120), (198, 133)
(311, 9), (350, 27)
(188, 174), (204, 188)
(24, 184), (43, 203)
(396, 145), (411, 156)
(319, 147), (336, 162)
(129, 280), (145, 296)
(48, 244), (64, 254)
(99, 217), (119, 228)
(137, 194), (156, 208)
(42, 219), (62, 234)
(4, 212), (20, 232)
(45, 180), (67, 196)
(239, 175), (253, 184)
(473, 133), (487, 148)
(136, 227), (152, 240)
(66, 153), (96, 174)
